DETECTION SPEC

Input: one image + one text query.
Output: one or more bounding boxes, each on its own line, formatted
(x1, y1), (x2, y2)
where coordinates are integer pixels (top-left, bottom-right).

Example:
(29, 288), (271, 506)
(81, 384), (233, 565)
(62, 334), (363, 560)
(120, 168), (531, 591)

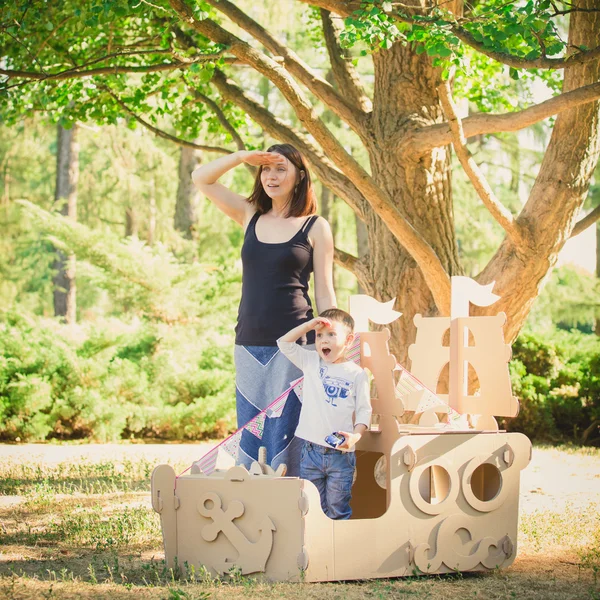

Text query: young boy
(277, 308), (371, 520)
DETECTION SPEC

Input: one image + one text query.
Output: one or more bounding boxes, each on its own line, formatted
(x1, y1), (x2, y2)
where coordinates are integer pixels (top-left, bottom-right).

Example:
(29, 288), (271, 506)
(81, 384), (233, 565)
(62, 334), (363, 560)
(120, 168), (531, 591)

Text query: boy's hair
(319, 308), (355, 334)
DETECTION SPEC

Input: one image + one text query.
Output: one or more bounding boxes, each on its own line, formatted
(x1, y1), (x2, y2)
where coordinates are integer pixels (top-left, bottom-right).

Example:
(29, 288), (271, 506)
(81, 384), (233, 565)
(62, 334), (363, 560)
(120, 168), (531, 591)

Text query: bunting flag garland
(244, 412), (266, 439)
(346, 334), (361, 364)
(291, 376), (304, 399)
(182, 331), (470, 479)
(221, 429), (243, 459)
(415, 387), (445, 413)
(189, 447), (218, 476)
(394, 367), (423, 400)
(266, 389), (291, 418)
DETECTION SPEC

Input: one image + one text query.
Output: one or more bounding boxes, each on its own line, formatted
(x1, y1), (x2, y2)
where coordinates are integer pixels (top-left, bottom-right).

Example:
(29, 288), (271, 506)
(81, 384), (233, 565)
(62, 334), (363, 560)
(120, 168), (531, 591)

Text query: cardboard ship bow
(151, 277), (531, 581)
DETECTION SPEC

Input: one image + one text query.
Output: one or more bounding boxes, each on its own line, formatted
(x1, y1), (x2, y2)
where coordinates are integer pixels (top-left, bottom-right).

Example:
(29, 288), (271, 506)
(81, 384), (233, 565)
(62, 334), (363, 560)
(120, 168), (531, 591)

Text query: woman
(192, 144), (336, 476)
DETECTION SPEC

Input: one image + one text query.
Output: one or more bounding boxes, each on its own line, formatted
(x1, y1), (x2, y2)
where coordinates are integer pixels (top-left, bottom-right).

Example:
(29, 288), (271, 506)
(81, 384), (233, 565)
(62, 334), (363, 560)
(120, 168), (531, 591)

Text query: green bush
(506, 329), (600, 445)
(0, 311), (236, 442)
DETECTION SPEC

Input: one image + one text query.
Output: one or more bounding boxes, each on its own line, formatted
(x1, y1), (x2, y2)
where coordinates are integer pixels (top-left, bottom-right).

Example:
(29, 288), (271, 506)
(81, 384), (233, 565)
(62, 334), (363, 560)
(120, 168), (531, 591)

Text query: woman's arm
(191, 150), (282, 226)
(310, 217), (337, 313)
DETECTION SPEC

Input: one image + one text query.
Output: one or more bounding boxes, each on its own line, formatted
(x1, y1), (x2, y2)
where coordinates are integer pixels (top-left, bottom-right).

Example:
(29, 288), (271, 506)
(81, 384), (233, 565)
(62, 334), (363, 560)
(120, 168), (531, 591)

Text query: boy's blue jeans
(300, 440), (356, 520)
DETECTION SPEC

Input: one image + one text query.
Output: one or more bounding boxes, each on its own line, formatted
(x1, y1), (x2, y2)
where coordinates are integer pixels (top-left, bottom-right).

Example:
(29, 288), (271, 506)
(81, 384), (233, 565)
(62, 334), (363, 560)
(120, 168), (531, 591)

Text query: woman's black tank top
(235, 212), (319, 346)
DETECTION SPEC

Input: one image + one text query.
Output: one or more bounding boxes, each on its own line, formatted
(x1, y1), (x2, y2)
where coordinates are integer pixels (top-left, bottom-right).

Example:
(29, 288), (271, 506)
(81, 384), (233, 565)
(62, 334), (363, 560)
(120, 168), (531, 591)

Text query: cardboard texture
(151, 278), (531, 582)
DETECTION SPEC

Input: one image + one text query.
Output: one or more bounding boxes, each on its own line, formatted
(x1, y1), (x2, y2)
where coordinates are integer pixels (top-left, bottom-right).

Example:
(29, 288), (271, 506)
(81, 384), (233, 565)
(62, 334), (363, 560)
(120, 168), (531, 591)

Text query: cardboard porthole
(462, 457), (507, 512)
(470, 463), (501, 502)
(408, 457), (458, 516)
(374, 455), (386, 489)
(418, 465), (451, 505)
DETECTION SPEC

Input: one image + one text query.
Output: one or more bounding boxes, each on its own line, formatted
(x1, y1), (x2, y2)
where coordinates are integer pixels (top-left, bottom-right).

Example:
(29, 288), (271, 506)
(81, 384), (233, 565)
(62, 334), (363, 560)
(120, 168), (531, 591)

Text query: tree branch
(187, 85), (256, 175)
(202, 0), (369, 139)
(404, 81), (600, 156)
(0, 52), (234, 85)
(103, 86), (232, 154)
(450, 25), (600, 70)
(295, 0), (359, 14)
(170, 0), (451, 313)
(437, 80), (523, 245)
(334, 247), (372, 292)
(295, 0), (600, 69)
(188, 88), (246, 152)
(571, 204), (600, 237)
(320, 9), (372, 114)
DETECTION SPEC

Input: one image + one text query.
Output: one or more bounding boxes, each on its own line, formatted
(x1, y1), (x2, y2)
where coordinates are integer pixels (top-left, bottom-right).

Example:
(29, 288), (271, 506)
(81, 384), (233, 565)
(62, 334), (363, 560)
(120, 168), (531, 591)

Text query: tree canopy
(1, 0), (600, 358)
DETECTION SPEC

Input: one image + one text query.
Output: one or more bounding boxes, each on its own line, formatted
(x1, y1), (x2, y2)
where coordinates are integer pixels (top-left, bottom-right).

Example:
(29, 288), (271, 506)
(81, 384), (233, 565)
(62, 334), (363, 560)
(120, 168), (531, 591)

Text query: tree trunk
(2, 151), (11, 205)
(52, 124), (78, 324)
(355, 215), (368, 294)
(320, 182), (333, 222)
(174, 145), (201, 239)
(148, 177), (157, 246)
(596, 220), (600, 336)
(365, 44), (462, 363)
(478, 2), (600, 343)
(125, 206), (138, 238)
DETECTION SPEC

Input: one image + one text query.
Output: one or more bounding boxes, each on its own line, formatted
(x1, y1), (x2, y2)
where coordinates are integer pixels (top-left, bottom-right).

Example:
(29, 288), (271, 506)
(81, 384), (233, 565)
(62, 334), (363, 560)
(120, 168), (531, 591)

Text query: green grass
(1, 446), (599, 600)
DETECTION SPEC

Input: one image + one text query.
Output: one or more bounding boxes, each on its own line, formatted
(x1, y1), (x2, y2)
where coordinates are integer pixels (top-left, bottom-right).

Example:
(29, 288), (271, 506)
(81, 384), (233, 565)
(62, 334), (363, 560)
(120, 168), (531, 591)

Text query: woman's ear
(299, 170), (306, 180)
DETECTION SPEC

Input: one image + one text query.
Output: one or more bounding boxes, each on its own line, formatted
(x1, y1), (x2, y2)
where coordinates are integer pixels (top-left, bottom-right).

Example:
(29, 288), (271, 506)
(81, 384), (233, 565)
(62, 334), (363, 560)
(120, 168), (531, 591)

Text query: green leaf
(509, 67), (520, 80)
(45, 22), (54, 31)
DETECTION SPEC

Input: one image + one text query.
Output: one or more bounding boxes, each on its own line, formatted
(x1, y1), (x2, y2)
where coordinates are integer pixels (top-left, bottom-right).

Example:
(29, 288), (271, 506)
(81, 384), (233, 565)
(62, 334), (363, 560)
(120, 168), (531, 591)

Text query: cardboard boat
(151, 277), (531, 581)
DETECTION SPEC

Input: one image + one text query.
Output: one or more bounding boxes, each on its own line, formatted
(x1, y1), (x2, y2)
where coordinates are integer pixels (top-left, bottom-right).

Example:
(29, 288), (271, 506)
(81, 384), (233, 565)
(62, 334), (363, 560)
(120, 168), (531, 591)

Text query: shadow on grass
(0, 550), (597, 600)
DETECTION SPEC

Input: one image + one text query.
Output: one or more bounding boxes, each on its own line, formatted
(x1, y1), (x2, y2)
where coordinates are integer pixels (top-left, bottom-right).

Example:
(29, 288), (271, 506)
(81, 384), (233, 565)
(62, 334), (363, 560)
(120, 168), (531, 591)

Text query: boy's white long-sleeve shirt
(277, 339), (372, 450)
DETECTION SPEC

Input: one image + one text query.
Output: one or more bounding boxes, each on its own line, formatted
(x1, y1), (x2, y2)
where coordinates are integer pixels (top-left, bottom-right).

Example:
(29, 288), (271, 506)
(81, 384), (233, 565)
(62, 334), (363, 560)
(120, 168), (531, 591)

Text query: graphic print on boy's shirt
(320, 365), (353, 407)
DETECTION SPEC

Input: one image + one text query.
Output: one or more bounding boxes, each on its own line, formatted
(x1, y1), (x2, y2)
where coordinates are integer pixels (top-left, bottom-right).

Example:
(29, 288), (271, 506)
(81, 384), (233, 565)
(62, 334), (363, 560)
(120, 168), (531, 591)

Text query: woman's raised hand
(240, 150), (285, 167)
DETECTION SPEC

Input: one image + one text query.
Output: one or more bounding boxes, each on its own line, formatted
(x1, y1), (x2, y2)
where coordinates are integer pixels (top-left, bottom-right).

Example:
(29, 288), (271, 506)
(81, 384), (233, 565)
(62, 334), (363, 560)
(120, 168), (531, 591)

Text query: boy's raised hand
(310, 317), (332, 331)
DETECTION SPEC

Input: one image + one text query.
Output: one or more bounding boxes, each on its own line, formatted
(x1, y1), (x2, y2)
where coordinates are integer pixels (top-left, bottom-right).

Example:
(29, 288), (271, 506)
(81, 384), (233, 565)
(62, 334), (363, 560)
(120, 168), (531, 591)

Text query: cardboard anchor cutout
(151, 277), (531, 582)
(198, 490), (276, 575)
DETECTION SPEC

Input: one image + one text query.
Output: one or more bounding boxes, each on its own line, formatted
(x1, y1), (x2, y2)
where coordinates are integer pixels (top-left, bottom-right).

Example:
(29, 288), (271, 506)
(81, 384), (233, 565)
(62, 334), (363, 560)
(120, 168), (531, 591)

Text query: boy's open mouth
(322, 348), (331, 357)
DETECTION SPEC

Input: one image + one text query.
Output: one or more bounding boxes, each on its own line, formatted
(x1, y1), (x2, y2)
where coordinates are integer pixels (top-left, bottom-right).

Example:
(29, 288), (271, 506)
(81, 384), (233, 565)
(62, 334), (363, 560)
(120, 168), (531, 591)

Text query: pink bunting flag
(394, 367), (423, 401)
(415, 390), (446, 413)
(267, 389), (290, 418)
(291, 376), (304, 400)
(345, 333), (361, 364)
(221, 429), (242, 459)
(245, 412), (266, 439)
(191, 449), (218, 475)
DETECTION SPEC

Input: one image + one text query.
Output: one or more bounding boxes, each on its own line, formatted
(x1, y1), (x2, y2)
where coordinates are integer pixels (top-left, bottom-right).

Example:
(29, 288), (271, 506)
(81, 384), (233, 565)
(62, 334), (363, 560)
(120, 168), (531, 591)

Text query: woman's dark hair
(247, 143), (317, 217)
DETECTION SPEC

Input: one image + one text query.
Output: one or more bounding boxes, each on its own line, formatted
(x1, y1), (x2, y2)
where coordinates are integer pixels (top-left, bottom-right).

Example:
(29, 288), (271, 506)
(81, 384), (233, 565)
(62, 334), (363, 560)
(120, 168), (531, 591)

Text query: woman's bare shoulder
(311, 215), (333, 237)
(308, 215), (333, 247)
